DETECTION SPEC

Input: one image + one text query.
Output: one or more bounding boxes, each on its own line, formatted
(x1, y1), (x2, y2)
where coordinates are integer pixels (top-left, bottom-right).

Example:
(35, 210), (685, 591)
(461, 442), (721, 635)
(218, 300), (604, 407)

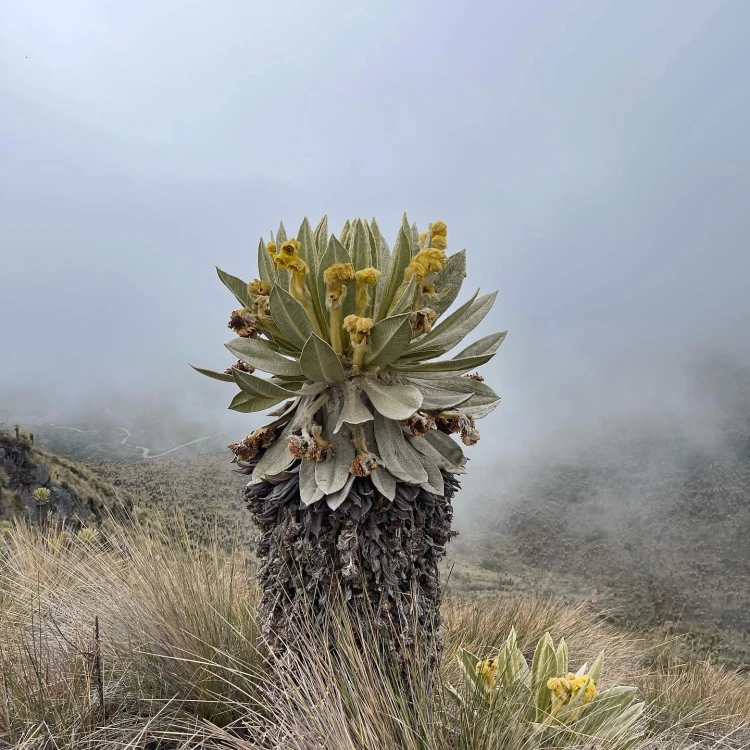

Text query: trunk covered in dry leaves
(240, 453), (459, 662)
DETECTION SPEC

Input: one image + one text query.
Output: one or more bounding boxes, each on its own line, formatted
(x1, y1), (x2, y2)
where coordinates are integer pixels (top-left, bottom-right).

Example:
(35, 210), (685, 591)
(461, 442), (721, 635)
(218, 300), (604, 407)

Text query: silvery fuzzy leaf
(388, 276), (418, 316)
(339, 219), (352, 247)
(575, 698), (643, 740)
(253, 422), (295, 480)
(414, 292), (497, 356)
(430, 249), (466, 317)
(395, 346), (445, 363)
(393, 353), (494, 374)
(315, 397), (355, 495)
(313, 214), (328, 257)
(294, 382), (330, 397)
(453, 330), (507, 360)
(267, 399), (295, 417)
(326, 473), (355, 511)
(411, 376), (501, 419)
(228, 392), (286, 413)
(269, 286), (315, 350)
(365, 313), (412, 367)
(190, 365), (234, 382)
(371, 466), (397, 501)
(299, 460), (324, 505)
(375, 226), (412, 322)
(351, 219), (371, 272)
(423, 429), (467, 468)
(267, 335), (301, 357)
(406, 382), (473, 411)
(232, 368), (299, 400)
(401, 213), (413, 253)
(258, 237), (276, 285)
(335, 381), (373, 433)
(457, 647), (483, 690)
(225, 337), (302, 377)
(216, 267), (254, 309)
(417, 452), (445, 496)
(300, 334), (346, 383)
(410, 435), (466, 474)
(530, 632), (556, 721)
(274, 221), (290, 288)
(316, 447), (354, 495)
(265, 468), (299, 484)
(371, 218), (391, 313)
(362, 379), (423, 420)
(411, 289), (478, 350)
(588, 651), (604, 688)
(291, 381), (330, 397)
(410, 222), (420, 256)
(366, 222), (379, 268)
(297, 217), (328, 335)
(373, 411), (428, 484)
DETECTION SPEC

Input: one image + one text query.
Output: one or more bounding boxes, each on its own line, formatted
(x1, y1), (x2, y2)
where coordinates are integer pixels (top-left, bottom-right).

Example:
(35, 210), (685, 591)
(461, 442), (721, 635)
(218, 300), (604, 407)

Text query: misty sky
(1, 0), (749, 456)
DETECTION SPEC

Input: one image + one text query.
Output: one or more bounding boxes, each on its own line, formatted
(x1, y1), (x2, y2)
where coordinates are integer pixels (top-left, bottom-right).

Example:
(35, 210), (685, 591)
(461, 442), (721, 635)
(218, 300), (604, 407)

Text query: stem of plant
(329, 307), (343, 354)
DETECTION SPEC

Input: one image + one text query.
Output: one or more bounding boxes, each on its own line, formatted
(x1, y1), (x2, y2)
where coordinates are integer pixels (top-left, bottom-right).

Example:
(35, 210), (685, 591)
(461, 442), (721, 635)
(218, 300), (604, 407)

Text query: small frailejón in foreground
(193, 214), (505, 657)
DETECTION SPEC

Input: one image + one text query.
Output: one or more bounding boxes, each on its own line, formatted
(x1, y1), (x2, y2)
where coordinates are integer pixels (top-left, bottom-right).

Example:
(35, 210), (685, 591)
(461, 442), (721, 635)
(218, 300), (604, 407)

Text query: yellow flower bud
(418, 231), (427, 248)
(324, 263), (354, 285)
(248, 279), (271, 296)
(431, 220), (447, 237)
(417, 248), (447, 273)
(431, 235), (447, 251)
(279, 238), (301, 258)
(404, 258), (430, 282)
(266, 242), (277, 257)
(354, 267), (380, 285)
(342, 315), (373, 337)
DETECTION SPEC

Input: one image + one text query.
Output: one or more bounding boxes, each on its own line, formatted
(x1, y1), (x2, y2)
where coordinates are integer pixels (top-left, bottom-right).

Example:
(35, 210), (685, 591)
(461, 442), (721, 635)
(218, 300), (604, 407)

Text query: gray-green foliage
(456, 629), (645, 745)
(193, 214), (506, 509)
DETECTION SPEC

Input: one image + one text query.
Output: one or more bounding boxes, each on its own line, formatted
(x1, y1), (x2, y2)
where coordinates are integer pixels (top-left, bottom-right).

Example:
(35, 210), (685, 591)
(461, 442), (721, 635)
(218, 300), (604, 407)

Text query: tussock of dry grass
(1, 516), (749, 749)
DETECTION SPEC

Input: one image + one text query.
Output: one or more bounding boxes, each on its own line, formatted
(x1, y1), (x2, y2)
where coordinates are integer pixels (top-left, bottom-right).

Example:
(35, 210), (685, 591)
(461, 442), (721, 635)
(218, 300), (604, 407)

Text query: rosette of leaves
(193, 214), (505, 509)
(456, 629), (645, 744)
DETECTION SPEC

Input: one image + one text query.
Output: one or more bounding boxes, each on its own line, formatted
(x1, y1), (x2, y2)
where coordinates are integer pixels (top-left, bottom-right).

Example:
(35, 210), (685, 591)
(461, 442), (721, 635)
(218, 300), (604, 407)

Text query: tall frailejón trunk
(241, 454), (459, 660)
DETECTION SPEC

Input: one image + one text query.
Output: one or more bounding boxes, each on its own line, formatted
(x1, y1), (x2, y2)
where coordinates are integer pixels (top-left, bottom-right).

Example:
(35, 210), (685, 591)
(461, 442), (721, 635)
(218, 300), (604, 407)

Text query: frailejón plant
(32, 488), (51, 506)
(194, 215), (505, 655)
(457, 629), (645, 744)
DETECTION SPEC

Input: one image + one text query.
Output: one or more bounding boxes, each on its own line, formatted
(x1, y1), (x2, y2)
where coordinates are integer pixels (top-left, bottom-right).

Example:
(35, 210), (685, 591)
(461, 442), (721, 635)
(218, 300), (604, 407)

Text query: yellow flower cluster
(248, 279), (271, 296)
(547, 673), (598, 705)
(271, 239), (309, 275)
(323, 262), (355, 285)
(354, 267), (380, 286)
(404, 248), (447, 283)
(343, 315), (374, 343)
(323, 262), (354, 308)
(431, 220), (447, 237)
(354, 267), (380, 316)
(475, 658), (497, 690)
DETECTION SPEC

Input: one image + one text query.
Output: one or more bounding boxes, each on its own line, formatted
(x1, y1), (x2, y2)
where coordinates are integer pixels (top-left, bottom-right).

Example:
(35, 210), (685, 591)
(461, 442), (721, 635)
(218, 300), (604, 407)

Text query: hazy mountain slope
(0, 429), (134, 526)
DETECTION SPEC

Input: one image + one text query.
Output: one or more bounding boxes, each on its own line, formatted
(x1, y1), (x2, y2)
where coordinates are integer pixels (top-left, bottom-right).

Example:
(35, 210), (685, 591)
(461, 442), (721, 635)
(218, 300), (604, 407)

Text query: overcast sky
(1, 0), (748, 455)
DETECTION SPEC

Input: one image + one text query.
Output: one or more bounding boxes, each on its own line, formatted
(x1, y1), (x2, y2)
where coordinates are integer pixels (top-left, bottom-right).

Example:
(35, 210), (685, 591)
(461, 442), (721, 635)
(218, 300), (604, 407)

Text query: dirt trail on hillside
(117, 427), (219, 459)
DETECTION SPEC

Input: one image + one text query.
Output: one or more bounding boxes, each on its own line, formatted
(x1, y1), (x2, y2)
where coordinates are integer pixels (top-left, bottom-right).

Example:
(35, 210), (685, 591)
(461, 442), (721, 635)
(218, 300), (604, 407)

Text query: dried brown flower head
(228, 427), (276, 462)
(406, 412), (437, 436)
(410, 307), (438, 335)
(224, 360), (254, 375)
(436, 412), (480, 446)
(288, 424), (334, 462)
(228, 310), (261, 338)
